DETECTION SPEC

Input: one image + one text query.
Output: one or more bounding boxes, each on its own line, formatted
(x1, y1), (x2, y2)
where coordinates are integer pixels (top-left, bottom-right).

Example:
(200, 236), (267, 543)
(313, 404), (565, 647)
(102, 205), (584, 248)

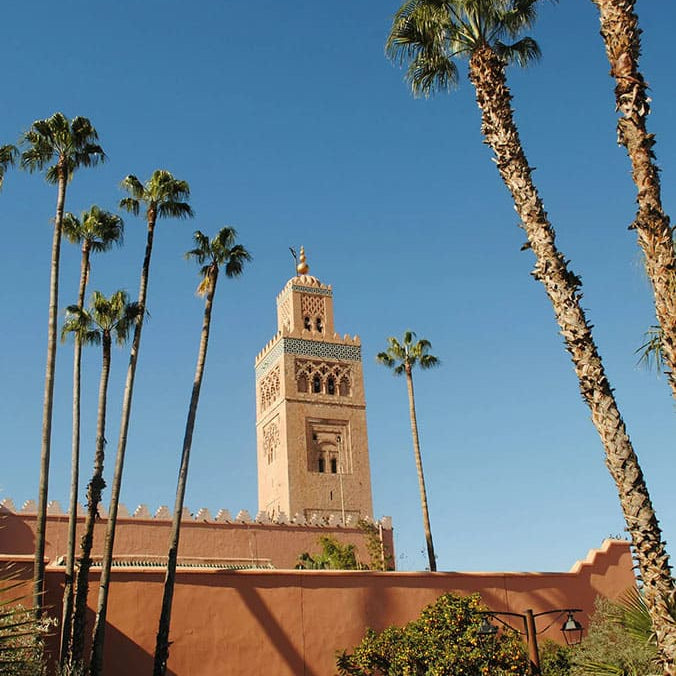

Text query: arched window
(330, 457), (337, 474)
(316, 317), (323, 332)
(304, 316), (311, 330)
(312, 375), (321, 393)
(327, 376), (335, 395)
(318, 456), (325, 473)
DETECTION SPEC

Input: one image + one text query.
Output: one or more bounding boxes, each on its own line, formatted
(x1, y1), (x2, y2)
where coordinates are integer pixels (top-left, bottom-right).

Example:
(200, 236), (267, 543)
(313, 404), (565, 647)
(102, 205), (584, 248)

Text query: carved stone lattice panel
(259, 365), (281, 412)
(301, 294), (325, 321)
(278, 295), (291, 331)
(263, 417), (280, 465)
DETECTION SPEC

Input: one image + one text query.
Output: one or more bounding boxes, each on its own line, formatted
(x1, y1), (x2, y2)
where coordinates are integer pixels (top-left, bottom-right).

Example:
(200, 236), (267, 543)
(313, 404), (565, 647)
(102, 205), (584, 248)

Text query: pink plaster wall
(1, 512), (635, 675)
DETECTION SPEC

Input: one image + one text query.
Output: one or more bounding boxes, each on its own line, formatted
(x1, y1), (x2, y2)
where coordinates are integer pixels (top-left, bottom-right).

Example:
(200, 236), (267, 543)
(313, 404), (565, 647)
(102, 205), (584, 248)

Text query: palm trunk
(70, 332), (111, 669)
(153, 270), (217, 676)
(60, 241), (91, 666)
(468, 43), (676, 672)
(592, 0), (676, 398)
(404, 365), (436, 572)
(33, 165), (67, 614)
(89, 213), (156, 673)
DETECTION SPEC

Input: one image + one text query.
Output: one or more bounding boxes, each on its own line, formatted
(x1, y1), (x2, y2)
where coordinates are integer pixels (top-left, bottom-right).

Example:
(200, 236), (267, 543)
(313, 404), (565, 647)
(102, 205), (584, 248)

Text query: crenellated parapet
(0, 498), (392, 530)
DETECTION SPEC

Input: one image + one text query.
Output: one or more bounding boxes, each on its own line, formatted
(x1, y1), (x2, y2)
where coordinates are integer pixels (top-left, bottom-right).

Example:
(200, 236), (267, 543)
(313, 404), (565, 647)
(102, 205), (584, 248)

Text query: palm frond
(494, 36), (540, 66)
(635, 325), (663, 372)
(157, 201), (194, 220)
(120, 174), (145, 201)
(119, 197), (140, 216)
(0, 145), (18, 190)
(387, 0), (459, 97)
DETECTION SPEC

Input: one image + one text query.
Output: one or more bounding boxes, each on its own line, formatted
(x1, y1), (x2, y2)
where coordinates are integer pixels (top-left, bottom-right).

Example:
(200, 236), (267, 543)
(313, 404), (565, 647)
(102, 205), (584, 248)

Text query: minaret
(255, 248), (374, 522)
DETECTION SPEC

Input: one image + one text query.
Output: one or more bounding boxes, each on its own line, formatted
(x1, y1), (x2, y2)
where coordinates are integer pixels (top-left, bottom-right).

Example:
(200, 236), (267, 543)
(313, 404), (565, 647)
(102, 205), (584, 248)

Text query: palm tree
(0, 145), (17, 190)
(20, 112), (105, 613)
(592, 0), (676, 401)
(89, 171), (193, 674)
(62, 290), (141, 670)
(377, 331), (439, 572)
(152, 228), (251, 676)
(59, 207), (123, 668)
(386, 0), (676, 667)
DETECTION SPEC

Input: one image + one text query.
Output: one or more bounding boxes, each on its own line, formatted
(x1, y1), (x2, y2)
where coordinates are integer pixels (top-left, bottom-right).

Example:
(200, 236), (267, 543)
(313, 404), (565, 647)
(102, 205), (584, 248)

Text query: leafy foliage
(0, 562), (52, 676)
(336, 592), (528, 675)
(296, 536), (366, 570)
(570, 595), (658, 676)
(386, 0), (542, 98)
(0, 144), (18, 190)
(376, 330), (439, 376)
(539, 639), (573, 676)
(20, 112), (105, 183)
(357, 519), (395, 571)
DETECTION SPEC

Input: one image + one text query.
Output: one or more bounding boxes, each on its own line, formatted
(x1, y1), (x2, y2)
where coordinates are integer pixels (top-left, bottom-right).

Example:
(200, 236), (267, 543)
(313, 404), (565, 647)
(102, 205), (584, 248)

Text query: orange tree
(336, 592), (527, 675)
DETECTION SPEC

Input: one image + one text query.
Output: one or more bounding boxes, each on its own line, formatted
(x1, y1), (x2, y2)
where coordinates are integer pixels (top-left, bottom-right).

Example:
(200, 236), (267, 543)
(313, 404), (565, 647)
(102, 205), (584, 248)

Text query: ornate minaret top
(296, 246), (309, 275)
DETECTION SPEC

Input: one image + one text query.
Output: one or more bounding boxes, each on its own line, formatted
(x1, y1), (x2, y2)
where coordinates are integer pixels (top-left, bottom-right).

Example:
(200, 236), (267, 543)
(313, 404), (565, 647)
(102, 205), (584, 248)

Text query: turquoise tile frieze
(256, 337), (361, 380)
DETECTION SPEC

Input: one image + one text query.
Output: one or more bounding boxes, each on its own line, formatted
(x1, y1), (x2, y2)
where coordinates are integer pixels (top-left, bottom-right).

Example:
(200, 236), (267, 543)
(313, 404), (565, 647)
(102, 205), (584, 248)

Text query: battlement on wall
(0, 498), (391, 530)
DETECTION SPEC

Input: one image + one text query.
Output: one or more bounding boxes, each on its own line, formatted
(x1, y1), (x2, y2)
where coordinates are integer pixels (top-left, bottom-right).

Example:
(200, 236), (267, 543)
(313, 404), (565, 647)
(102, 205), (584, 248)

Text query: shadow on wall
(0, 510), (35, 555)
(98, 618), (179, 676)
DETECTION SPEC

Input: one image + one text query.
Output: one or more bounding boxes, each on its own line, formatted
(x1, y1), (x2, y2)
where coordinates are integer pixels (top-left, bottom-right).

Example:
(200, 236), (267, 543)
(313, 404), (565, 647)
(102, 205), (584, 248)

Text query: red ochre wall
(1, 511), (635, 676)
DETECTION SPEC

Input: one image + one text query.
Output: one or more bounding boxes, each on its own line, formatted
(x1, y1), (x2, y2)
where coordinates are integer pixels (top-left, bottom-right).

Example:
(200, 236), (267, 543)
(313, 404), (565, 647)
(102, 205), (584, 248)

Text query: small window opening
(330, 490), (333, 501)
(316, 317), (323, 332)
(327, 376), (335, 395)
(318, 457), (325, 473)
(304, 316), (311, 330)
(331, 458), (338, 474)
(312, 375), (321, 393)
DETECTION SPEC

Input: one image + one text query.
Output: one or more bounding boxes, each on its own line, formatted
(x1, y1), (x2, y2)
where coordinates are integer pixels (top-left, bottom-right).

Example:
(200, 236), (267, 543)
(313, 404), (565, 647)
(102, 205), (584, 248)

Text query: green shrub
(336, 592), (528, 675)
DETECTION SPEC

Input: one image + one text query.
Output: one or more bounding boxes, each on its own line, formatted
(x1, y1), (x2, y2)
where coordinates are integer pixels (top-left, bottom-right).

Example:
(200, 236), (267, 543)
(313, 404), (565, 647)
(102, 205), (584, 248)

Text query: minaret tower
(255, 248), (374, 522)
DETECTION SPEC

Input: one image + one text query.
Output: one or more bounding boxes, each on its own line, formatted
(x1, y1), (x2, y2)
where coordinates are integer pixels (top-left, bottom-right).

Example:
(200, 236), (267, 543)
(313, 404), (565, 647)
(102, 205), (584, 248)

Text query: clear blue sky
(1, 0), (675, 573)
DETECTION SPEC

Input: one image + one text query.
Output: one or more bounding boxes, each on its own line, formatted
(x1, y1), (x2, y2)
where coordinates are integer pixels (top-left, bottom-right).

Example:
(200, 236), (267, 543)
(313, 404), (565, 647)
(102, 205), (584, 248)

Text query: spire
(296, 246), (309, 275)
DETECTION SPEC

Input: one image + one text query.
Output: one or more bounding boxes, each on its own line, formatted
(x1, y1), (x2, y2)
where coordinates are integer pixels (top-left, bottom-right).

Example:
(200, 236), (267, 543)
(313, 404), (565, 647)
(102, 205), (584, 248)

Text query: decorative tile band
(290, 284), (332, 297)
(256, 338), (361, 380)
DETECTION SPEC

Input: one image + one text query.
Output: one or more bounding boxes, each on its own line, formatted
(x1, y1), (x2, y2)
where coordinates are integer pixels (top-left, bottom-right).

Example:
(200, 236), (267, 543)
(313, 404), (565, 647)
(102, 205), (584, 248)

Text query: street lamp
(476, 607), (584, 676)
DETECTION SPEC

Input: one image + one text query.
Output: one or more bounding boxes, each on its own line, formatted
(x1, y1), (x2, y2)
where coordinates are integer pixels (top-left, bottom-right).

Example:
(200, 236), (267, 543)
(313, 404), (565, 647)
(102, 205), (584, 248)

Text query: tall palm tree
(592, 0), (676, 400)
(386, 0), (676, 668)
(62, 290), (141, 670)
(89, 171), (193, 673)
(59, 207), (123, 668)
(0, 144), (17, 190)
(152, 228), (251, 676)
(377, 331), (439, 572)
(20, 112), (105, 613)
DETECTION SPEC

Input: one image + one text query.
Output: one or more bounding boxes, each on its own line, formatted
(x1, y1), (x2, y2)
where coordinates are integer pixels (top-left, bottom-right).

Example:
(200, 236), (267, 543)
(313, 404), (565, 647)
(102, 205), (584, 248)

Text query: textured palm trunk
(592, 0), (676, 398)
(33, 163), (67, 614)
(468, 43), (676, 672)
(60, 241), (91, 666)
(404, 364), (436, 572)
(154, 269), (217, 676)
(90, 213), (156, 673)
(70, 332), (111, 668)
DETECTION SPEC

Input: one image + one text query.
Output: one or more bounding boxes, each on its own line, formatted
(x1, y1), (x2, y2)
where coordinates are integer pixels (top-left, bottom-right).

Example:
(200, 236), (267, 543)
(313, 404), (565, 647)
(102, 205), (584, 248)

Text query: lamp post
(477, 607), (583, 676)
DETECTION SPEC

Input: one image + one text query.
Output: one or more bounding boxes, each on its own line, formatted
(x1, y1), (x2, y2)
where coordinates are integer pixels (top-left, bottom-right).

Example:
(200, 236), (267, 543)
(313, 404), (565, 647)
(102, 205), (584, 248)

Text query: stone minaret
(255, 248), (373, 523)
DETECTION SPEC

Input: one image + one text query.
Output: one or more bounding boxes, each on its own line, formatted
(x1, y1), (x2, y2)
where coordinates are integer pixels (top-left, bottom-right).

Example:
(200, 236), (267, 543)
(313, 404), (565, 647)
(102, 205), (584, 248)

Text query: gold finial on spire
(296, 246), (309, 275)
